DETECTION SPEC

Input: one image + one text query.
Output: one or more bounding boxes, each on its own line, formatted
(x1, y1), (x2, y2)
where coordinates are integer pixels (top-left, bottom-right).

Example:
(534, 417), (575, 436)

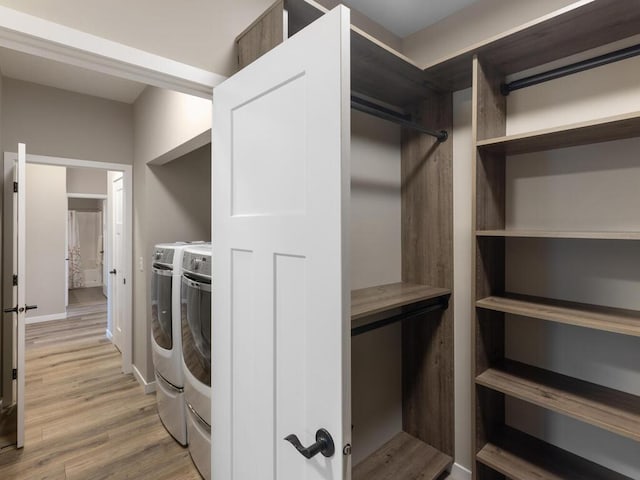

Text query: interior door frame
(4, 152), (134, 374)
(66, 192), (108, 307)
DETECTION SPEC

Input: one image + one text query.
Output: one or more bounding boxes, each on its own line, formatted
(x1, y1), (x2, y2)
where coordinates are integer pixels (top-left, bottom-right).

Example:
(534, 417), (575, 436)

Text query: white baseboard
(25, 312), (67, 324)
(105, 328), (113, 341)
(451, 462), (472, 479)
(132, 364), (156, 394)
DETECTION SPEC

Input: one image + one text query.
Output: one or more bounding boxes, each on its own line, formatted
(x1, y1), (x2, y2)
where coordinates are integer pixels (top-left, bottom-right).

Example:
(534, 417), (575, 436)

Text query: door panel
(108, 172), (124, 353)
(213, 7), (351, 480)
(1, 145), (27, 448)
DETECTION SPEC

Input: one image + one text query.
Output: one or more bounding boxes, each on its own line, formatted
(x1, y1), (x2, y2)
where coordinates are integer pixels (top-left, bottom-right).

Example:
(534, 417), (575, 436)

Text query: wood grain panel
(401, 89), (454, 456)
(0, 313), (200, 479)
(477, 426), (632, 480)
(353, 431), (452, 480)
(351, 282), (450, 320)
(477, 360), (640, 442)
(472, 56), (507, 480)
(477, 110), (640, 155)
(236, 0), (284, 71)
(423, 0), (640, 91)
(477, 293), (640, 337)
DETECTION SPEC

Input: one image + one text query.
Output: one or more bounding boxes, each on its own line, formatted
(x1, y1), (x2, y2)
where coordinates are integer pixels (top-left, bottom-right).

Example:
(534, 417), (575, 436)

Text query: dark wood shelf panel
(476, 294), (640, 337)
(422, 0), (640, 91)
(351, 282), (450, 335)
(353, 432), (452, 480)
(351, 282), (450, 320)
(285, 0), (436, 107)
(476, 229), (640, 240)
(477, 426), (632, 480)
(476, 360), (640, 442)
(475, 111), (640, 155)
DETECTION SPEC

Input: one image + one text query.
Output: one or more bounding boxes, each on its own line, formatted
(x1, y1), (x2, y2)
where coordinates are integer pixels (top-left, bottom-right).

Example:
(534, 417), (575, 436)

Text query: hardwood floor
(0, 312), (200, 479)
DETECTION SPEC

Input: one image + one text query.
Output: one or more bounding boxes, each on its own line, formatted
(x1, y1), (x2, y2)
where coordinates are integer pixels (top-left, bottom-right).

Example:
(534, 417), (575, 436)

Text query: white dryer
(181, 244), (212, 480)
(151, 242), (193, 445)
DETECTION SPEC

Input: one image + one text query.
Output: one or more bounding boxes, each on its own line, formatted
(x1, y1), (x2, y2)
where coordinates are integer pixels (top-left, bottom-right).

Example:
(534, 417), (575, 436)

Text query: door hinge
(123, 278), (126, 285)
(13, 181), (18, 193)
(12, 369), (17, 380)
(12, 274), (17, 286)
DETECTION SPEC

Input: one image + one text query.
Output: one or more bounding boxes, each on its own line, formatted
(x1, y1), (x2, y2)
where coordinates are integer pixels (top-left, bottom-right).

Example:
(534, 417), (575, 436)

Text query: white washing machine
(181, 244), (212, 480)
(151, 242), (194, 446)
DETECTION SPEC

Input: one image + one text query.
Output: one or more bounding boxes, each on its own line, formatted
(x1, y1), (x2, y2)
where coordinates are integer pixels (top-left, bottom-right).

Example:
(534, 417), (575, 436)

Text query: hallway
(0, 311), (199, 479)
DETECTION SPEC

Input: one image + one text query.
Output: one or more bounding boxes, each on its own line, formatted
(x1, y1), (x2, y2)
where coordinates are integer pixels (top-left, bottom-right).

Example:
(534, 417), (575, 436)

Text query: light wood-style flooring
(0, 311), (200, 479)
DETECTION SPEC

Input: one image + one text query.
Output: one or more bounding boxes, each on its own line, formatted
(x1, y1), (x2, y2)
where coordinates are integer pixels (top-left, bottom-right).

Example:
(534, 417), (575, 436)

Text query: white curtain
(68, 210), (84, 288)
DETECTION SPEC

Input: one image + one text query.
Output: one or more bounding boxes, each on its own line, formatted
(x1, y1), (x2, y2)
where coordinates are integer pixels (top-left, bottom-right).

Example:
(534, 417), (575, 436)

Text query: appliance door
(181, 273), (211, 386)
(151, 264), (173, 349)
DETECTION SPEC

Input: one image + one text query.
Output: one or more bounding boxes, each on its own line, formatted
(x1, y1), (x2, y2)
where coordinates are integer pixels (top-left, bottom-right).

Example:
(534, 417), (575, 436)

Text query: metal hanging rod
(351, 96), (448, 142)
(501, 43), (640, 95)
(351, 296), (450, 337)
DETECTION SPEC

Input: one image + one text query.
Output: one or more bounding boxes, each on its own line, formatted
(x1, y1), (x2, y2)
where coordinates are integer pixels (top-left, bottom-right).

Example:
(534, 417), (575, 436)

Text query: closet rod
(351, 296), (450, 337)
(351, 96), (448, 142)
(501, 43), (640, 95)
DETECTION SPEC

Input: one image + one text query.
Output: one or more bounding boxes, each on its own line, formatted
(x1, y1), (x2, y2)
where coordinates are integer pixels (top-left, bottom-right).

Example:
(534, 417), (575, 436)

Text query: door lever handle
(25, 305), (38, 311)
(284, 428), (335, 459)
(109, 269), (117, 275)
(3, 305), (18, 314)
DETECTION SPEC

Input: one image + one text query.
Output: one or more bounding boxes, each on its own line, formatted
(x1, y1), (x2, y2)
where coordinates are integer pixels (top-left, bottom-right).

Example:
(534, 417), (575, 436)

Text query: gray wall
(350, 111), (402, 464)
(25, 164), (67, 318)
(67, 168), (107, 195)
(1, 78), (133, 164)
(132, 85), (213, 383)
(68, 198), (102, 210)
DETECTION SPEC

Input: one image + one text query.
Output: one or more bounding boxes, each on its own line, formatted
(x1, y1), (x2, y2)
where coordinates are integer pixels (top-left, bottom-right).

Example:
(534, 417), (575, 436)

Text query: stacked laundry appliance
(180, 244), (213, 480)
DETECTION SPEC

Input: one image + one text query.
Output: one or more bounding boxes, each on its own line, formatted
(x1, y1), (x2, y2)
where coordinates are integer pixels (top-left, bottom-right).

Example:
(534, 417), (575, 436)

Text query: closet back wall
(503, 54), (640, 478)
(350, 110), (403, 464)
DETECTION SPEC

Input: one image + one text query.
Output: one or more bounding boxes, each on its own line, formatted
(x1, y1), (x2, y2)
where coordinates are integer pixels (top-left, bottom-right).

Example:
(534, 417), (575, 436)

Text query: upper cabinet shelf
(422, 0), (640, 91)
(283, 0), (436, 107)
(476, 111), (640, 155)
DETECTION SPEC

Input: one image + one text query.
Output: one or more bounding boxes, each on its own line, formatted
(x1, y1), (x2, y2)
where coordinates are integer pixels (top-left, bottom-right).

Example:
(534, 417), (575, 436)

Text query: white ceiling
(343, 0), (478, 37)
(0, 47), (146, 104)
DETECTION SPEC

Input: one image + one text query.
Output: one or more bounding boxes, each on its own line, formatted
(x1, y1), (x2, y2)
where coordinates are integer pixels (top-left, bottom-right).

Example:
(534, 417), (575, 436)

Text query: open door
(212, 6), (351, 480)
(107, 171), (124, 354)
(1, 143), (29, 448)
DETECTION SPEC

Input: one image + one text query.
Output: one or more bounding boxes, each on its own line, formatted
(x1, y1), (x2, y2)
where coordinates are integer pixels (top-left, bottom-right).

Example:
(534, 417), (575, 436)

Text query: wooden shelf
(422, 0), (640, 91)
(353, 432), (452, 480)
(476, 294), (640, 337)
(477, 426), (632, 480)
(476, 360), (640, 442)
(476, 111), (640, 155)
(476, 229), (640, 240)
(351, 282), (450, 335)
(285, 0), (436, 107)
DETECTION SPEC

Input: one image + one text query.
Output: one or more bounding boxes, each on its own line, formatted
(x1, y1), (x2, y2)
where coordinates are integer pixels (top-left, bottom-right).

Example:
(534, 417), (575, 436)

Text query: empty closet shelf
(477, 426), (633, 480)
(476, 294), (640, 337)
(476, 360), (640, 442)
(351, 282), (450, 336)
(353, 432), (452, 480)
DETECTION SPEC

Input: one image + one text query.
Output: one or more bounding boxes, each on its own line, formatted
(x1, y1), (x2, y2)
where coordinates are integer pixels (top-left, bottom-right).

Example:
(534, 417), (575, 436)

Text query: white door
(1, 144), (28, 448)
(212, 6), (351, 480)
(107, 172), (124, 353)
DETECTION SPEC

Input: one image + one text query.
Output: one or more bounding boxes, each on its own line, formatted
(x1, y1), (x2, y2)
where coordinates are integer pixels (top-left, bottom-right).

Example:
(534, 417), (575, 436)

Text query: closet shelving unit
(421, 1), (640, 478)
(236, 0), (453, 478)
